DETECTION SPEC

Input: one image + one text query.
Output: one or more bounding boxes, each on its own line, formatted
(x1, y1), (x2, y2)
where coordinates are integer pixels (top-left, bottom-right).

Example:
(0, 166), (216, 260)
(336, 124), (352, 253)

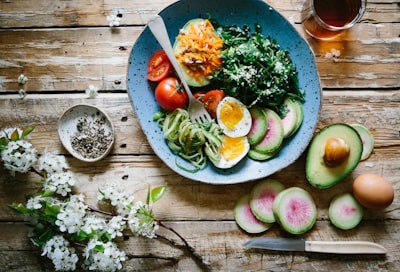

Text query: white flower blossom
(41, 235), (79, 271)
(98, 183), (135, 216)
(85, 84), (99, 98)
(26, 195), (61, 211)
(105, 215), (126, 239)
(56, 194), (88, 234)
(127, 201), (159, 239)
(81, 214), (107, 235)
(18, 89), (27, 98)
(26, 195), (46, 210)
(83, 238), (126, 272)
(1, 139), (37, 175)
(18, 74), (28, 84)
(107, 14), (121, 27)
(44, 171), (76, 197)
(39, 149), (69, 174)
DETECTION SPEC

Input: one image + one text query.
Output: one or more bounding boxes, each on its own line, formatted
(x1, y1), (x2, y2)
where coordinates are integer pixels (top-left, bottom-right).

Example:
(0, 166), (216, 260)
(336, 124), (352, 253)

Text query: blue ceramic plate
(127, 0), (321, 184)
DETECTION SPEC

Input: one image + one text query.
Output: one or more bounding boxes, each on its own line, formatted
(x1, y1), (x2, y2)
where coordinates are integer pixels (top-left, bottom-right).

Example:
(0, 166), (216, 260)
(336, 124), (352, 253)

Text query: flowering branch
(1, 126), (205, 271)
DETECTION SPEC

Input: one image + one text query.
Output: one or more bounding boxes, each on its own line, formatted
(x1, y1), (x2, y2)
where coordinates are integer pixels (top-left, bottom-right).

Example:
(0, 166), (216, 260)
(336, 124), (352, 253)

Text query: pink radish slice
(253, 109), (284, 154)
(234, 194), (271, 234)
(329, 193), (363, 230)
(273, 187), (317, 235)
(248, 106), (268, 146)
(280, 98), (298, 138)
(250, 179), (285, 223)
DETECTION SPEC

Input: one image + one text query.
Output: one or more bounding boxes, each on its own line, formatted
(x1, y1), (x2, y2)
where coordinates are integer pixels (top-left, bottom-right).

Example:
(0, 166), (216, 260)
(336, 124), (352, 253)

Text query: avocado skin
(306, 123), (363, 189)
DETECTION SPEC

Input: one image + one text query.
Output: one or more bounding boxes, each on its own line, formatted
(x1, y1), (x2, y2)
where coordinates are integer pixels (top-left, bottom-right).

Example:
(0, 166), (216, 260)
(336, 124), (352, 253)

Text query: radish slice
(273, 187), (317, 235)
(350, 123), (374, 161)
(329, 193), (364, 230)
(234, 194), (271, 234)
(250, 179), (285, 223)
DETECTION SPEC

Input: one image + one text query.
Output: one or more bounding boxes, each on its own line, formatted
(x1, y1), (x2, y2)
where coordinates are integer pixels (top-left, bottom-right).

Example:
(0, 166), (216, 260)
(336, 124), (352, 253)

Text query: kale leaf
(210, 20), (305, 112)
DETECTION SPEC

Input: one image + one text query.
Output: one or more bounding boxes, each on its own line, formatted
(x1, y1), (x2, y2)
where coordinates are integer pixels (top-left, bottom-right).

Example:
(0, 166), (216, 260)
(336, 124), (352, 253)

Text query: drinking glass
(301, 0), (367, 40)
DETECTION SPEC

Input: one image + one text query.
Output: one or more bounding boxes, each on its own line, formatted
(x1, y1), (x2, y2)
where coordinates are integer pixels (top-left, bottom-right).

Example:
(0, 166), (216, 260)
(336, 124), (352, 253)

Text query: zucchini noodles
(154, 108), (223, 172)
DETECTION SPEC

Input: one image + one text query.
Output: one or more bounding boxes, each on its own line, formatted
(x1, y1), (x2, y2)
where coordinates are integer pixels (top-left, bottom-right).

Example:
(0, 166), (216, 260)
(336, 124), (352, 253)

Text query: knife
(243, 237), (387, 254)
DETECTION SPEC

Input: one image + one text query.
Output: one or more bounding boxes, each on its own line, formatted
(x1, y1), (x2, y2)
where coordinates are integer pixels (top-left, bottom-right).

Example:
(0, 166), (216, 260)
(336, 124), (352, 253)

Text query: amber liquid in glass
(315, 0), (361, 27)
(302, 0), (363, 40)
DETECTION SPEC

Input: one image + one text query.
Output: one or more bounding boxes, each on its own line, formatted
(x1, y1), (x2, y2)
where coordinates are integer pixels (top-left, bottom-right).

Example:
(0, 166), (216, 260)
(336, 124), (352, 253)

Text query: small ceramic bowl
(58, 104), (114, 162)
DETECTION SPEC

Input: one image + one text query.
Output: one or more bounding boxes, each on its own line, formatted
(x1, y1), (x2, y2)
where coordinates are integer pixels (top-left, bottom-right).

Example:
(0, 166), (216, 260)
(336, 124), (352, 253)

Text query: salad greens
(210, 20), (305, 115)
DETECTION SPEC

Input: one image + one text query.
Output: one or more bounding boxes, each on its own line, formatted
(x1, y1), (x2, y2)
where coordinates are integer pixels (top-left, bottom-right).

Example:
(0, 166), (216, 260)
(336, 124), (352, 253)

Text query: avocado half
(306, 123), (363, 189)
(173, 18), (212, 87)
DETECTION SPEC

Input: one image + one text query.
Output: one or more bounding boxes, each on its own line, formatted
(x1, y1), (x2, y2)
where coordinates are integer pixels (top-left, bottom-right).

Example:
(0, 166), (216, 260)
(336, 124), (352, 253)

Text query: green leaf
(94, 244), (105, 253)
(151, 186), (166, 203)
(41, 189), (54, 197)
(21, 126), (35, 138)
(0, 136), (7, 148)
(102, 232), (112, 242)
(8, 203), (32, 214)
(146, 184), (151, 205)
(44, 203), (60, 217)
(75, 229), (94, 242)
(10, 129), (19, 141)
(38, 229), (55, 244)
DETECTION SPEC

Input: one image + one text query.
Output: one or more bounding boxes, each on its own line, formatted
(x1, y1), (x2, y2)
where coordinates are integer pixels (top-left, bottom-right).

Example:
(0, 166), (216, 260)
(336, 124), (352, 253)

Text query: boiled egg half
(216, 96), (252, 138)
(210, 135), (250, 169)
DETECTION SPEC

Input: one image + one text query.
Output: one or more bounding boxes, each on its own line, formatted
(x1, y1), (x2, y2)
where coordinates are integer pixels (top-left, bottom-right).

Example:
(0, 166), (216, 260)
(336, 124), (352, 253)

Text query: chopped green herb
(210, 20), (305, 111)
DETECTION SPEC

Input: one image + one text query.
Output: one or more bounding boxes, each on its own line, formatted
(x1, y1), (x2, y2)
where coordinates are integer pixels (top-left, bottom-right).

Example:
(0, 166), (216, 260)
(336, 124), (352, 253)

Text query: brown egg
(352, 173), (394, 210)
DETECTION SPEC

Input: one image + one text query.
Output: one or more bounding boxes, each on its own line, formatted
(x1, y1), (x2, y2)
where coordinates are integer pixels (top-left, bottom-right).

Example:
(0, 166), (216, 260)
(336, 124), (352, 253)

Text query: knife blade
(243, 237), (387, 254)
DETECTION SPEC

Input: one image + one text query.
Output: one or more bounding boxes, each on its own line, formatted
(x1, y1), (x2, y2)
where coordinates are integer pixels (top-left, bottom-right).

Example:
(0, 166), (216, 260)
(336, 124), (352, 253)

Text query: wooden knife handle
(305, 241), (387, 254)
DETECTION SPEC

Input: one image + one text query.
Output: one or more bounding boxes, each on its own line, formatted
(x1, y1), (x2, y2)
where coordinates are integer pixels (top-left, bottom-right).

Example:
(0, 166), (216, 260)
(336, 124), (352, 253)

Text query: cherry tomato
(147, 50), (172, 82)
(201, 90), (225, 119)
(155, 77), (188, 111)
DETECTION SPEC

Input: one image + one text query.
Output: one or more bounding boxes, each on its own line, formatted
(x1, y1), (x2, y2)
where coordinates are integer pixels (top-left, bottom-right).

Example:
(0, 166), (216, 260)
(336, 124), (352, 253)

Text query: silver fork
(147, 15), (212, 124)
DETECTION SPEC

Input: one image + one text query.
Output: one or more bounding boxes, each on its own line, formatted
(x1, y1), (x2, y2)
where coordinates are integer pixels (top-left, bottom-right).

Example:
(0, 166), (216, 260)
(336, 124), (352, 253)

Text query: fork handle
(147, 15), (194, 99)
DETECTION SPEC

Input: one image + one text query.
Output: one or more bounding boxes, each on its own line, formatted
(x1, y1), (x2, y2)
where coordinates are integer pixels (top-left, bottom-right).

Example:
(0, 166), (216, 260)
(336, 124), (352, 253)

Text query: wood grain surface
(1, 0), (399, 271)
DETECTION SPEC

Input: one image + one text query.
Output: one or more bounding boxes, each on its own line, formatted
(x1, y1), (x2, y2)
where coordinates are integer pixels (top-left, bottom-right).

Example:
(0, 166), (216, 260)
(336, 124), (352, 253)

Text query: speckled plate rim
(58, 104), (115, 162)
(127, 0), (322, 184)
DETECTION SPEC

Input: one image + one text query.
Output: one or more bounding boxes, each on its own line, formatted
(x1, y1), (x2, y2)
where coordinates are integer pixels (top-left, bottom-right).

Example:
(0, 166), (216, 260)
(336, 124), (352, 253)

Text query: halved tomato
(147, 50), (172, 82)
(193, 91), (206, 101)
(201, 90), (225, 119)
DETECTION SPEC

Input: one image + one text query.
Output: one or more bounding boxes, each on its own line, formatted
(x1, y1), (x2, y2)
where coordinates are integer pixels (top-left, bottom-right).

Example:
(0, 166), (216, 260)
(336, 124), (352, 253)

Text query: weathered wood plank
(1, 221), (399, 271)
(1, 151), (398, 221)
(0, 21), (399, 92)
(0, 0), (398, 28)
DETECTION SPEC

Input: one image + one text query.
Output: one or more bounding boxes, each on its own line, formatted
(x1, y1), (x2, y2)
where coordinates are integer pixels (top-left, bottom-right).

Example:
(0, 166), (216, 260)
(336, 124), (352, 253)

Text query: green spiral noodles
(154, 108), (222, 172)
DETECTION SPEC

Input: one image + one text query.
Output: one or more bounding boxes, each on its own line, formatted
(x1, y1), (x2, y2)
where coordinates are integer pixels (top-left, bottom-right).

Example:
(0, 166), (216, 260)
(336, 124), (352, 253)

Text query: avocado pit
(323, 137), (350, 167)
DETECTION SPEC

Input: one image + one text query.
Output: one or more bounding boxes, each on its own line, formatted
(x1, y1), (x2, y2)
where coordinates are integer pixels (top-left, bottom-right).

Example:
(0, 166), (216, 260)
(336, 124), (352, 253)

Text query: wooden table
(1, 0), (399, 271)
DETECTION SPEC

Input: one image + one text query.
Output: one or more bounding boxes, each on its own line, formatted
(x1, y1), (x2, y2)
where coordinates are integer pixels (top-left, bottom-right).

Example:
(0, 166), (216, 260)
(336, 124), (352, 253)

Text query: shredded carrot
(174, 19), (224, 84)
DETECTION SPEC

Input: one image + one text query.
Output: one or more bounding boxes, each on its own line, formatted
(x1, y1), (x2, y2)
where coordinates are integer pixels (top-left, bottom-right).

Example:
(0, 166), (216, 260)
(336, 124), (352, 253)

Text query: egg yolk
(220, 101), (244, 130)
(221, 136), (246, 160)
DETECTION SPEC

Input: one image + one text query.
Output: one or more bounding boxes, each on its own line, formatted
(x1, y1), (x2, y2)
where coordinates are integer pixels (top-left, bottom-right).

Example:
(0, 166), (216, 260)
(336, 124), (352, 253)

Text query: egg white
(216, 96), (252, 138)
(210, 135), (250, 169)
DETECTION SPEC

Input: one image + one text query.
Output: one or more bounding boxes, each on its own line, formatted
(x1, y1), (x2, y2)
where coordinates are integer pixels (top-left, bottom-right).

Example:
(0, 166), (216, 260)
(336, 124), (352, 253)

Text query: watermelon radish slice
(248, 106), (268, 146)
(281, 98), (298, 138)
(273, 187), (317, 235)
(250, 179), (285, 223)
(288, 99), (304, 138)
(247, 149), (278, 161)
(350, 123), (374, 161)
(234, 194), (271, 234)
(281, 98), (304, 138)
(253, 109), (284, 154)
(329, 193), (364, 230)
